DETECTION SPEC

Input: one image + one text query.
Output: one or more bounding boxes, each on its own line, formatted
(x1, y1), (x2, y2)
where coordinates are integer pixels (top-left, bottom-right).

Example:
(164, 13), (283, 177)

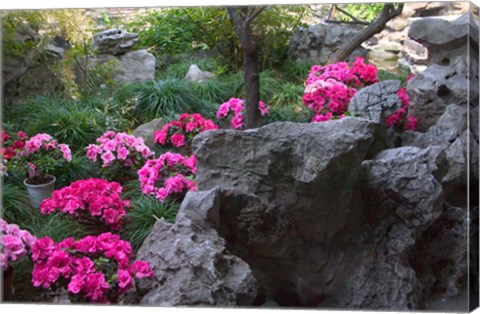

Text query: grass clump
(123, 196), (180, 250)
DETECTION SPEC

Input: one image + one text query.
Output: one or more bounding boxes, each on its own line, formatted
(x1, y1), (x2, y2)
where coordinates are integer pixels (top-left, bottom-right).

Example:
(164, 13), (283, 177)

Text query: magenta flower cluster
(138, 152), (196, 201)
(303, 57), (378, 122)
(386, 75), (417, 132)
(31, 233), (153, 303)
(86, 131), (153, 168)
(39, 178), (131, 230)
(24, 133), (72, 162)
(216, 98), (270, 129)
(1, 219), (36, 271)
(153, 113), (218, 148)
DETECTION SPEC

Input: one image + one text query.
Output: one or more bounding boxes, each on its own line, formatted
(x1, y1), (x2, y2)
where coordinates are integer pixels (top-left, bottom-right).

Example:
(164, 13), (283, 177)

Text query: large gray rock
(349, 80), (402, 125)
(184, 64), (215, 83)
(347, 146), (445, 309)
(92, 28), (139, 55)
(401, 103), (468, 198)
(116, 50), (156, 83)
(132, 118), (165, 148)
(185, 121), (454, 309)
(410, 203), (468, 300)
(191, 119), (378, 306)
(137, 190), (257, 306)
(87, 49), (155, 84)
(408, 13), (477, 65)
(408, 58), (470, 131)
(289, 23), (367, 64)
(348, 80), (403, 156)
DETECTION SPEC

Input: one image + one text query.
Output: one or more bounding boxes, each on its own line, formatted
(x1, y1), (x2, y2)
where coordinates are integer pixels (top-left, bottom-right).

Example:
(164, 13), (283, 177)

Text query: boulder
(87, 49), (156, 84)
(184, 64), (215, 83)
(132, 118), (165, 148)
(347, 146), (445, 309)
(137, 190), (257, 306)
(408, 13), (476, 65)
(410, 203), (468, 300)
(349, 80), (402, 125)
(289, 23), (367, 64)
(92, 28), (139, 55)
(408, 57), (470, 131)
(116, 50), (156, 83)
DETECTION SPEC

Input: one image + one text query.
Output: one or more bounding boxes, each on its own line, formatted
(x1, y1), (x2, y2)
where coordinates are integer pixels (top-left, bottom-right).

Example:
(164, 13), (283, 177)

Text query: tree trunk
(327, 3), (404, 64)
(228, 7), (263, 129)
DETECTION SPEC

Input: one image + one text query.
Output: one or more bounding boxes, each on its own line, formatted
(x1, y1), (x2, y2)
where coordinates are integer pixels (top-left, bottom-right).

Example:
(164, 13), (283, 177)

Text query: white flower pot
(23, 176), (56, 208)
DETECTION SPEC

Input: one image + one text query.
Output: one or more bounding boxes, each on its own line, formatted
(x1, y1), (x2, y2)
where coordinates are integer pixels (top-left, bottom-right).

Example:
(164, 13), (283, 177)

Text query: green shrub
(270, 82), (304, 108)
(123, 196), (180, 250)
(5, 96), (106, 150)
(115, 79), (205, 123)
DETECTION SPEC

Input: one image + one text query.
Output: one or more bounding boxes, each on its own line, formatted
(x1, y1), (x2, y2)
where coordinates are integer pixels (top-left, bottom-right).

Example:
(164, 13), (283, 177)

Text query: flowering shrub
(216, 98), (270, 129)
(39, 178), (130, 231)
(6, 133), (71, 184)
(153, 113), (218, 150)
(86, 131), (153, 168)
(31, 233), (154, 303)
(386, 75), (417, 132)
(138, 152), (196, 202)
(1, 219), (36, 271)
(86, 131), (154, 181)
(302, 57), (378, 122)
(1, 131), (28, 161)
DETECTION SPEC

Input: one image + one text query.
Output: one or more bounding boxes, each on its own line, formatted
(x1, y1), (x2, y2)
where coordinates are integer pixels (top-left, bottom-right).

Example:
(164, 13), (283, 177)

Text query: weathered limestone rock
(289, 23), (367, 64)
(87, 49), (156, 84)
(92, 28), (139, 55)
(410, 203), (468, 300)
(408, 57), (470, 131)
(349, 80), (402, 125)
(408, 13), (476, 65)
(347, 146), (446, 309)
(184, 64), (215, 83)
(137, 191), (257, 306)
(116, 50), (156, 83)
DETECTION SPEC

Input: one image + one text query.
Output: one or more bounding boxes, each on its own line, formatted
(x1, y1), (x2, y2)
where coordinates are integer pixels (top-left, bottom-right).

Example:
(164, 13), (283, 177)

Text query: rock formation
(184, 64), (215, 84)
(288, 23), (367, 64)
(92, 28), (139, 55)
(86, 29), (156, 84)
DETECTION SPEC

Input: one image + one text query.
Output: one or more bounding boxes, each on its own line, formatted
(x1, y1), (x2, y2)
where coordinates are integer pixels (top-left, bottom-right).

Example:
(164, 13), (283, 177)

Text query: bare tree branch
(327, 3), (404, 64)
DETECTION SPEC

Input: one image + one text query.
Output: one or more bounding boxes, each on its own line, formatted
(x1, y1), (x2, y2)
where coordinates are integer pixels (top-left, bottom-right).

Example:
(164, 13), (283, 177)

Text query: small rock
(92, 28), (139, 55)
(184, 64), (215, 83)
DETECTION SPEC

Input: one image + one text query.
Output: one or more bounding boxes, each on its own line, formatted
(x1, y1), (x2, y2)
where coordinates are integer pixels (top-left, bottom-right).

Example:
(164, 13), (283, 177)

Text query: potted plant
(5, 133), (72, 208)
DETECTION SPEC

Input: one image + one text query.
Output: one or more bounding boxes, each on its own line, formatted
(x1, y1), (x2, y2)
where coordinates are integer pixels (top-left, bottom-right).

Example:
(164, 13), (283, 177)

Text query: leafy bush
(270, 82), (305, 108)
(115, 79), (205, 123)
(123, 196), (180, 250)
(5, 96), (106, 150)
(336, 4), (385, 22)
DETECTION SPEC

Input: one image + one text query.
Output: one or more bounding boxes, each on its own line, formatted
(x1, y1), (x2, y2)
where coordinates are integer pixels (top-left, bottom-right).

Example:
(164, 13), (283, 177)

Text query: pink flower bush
(6, 133), (71, 182)
(39, 178), (130, 230)
(137, 152), (196, 202)
(86, 131), (153, 169)
(1, 219), (36, 270)
(31, 233), (154, 303)
(303, 57), (378, 123)
(216, 98), (270, 129)
(386, 76), (417, 132)
(154, 113), (218, 150)
(1, 131), (28, 161)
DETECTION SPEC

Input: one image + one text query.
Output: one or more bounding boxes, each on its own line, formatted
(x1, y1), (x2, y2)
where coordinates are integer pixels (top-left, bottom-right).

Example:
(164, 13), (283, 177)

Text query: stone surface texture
(92, 28), (139, 55)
